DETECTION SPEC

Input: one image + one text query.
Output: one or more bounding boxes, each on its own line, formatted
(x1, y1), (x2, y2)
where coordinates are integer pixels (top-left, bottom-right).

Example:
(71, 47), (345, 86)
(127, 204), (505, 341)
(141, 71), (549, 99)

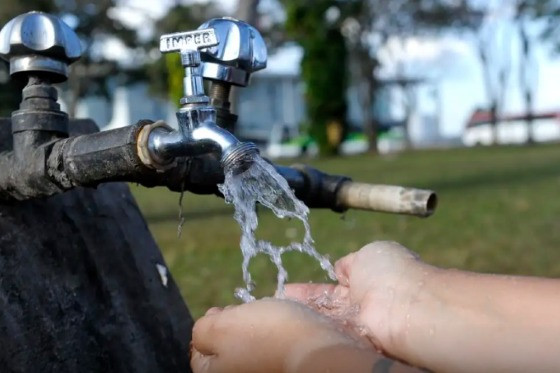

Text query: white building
(462, 110), (560, 146)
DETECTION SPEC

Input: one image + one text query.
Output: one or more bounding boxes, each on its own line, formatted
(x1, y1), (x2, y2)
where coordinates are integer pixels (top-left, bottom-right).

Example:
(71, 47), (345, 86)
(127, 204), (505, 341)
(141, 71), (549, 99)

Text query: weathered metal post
(0, 12), (193, 372)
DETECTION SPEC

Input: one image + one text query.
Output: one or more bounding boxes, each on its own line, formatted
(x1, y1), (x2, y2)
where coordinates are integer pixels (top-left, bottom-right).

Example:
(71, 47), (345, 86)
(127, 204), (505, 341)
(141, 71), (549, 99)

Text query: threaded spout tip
(221, 142), (259, 174)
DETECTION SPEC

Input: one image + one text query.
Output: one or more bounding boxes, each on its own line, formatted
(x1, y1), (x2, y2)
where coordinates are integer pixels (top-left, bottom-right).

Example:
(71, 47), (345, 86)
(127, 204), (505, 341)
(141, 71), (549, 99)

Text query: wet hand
(190, 298), (376, 373)
(284, 241), (434, 356)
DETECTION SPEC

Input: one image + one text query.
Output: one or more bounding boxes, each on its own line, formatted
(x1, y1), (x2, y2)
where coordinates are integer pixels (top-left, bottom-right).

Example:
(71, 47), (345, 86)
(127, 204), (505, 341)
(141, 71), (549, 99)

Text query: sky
(114, 0), (560, 138)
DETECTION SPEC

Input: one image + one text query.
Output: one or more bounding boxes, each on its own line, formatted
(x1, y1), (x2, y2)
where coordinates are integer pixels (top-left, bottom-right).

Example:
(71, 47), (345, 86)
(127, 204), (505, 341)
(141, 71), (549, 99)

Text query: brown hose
(336, 182), (437, 217)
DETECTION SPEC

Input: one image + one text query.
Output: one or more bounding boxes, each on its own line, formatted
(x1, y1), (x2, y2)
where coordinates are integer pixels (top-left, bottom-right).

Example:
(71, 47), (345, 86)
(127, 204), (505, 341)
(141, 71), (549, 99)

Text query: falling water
(218, 154), (336, 302)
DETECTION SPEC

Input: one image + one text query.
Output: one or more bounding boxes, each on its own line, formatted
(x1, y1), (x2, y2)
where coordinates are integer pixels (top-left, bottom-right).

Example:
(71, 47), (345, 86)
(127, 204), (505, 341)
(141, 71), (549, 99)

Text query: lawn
(131, 144), (560, 318)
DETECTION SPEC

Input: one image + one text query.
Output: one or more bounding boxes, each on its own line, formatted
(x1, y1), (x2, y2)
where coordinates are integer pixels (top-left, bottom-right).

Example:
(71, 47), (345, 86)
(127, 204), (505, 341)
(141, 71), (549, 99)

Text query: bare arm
(397, 268), (560, 372)
(287, 241), (560, 372)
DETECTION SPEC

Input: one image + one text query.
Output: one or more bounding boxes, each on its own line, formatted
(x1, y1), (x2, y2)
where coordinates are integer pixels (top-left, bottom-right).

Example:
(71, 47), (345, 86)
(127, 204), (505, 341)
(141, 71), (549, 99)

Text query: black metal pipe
(0, 116), (352, 213)
(48, 124), (148, 187)
(278, 165), (350, 212)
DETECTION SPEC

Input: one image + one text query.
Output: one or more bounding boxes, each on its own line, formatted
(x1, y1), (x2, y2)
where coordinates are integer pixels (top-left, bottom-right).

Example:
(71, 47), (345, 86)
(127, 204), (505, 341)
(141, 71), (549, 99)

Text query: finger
(190, 347), (219, 373)
(192, 313), (224, 356)
(284, 283), (338, 302)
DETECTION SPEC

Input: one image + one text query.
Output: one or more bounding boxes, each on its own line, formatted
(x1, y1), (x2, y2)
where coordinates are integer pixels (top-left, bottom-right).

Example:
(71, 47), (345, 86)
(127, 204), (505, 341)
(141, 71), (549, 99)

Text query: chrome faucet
(142, 24), (260, 174)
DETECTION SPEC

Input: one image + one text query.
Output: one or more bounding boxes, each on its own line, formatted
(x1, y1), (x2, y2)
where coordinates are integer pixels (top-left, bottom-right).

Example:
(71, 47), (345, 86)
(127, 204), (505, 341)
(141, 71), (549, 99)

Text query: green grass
(131, 144), (560, 318)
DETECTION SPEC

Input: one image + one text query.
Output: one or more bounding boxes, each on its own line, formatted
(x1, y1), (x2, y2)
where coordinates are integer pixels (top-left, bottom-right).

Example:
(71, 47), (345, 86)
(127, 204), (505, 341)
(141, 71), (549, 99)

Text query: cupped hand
(284, 241), (433, 356)
(190, 298), (373, 373)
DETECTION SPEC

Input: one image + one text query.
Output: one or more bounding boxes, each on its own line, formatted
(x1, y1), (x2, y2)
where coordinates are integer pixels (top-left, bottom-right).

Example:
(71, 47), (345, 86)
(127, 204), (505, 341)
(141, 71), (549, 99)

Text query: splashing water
(218, 154), (336, 302)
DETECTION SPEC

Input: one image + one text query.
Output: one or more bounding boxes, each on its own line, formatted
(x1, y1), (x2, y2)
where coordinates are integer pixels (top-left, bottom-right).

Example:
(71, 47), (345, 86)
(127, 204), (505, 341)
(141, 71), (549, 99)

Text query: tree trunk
(359, 75), (378, 154)
(518, 17), (535, 144)
(526, 91), (534, 144)
(477, 37), (499, 145)
(489, 102), (499, 145)
(402, 83), (416, 149)
(352, 45), (378, 154)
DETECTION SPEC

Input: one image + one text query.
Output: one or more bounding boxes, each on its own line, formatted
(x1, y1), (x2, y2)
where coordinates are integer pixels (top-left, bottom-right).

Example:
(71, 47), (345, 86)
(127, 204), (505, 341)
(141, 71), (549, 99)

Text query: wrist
(365, 262), (445, 361)
(394, 266), (480, 370)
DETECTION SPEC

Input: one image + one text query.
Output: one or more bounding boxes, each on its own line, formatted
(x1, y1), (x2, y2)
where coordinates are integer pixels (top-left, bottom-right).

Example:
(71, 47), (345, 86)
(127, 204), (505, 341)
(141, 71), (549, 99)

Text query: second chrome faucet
(142, 19), (263, 174)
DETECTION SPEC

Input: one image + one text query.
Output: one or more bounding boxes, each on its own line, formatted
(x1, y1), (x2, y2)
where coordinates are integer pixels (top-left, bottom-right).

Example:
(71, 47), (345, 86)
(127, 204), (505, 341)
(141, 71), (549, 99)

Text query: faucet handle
(160, 28), (219, 105)
(159, 28), (218, 55)
(0, 11), (81, 83)
(198, 18), (267, 87)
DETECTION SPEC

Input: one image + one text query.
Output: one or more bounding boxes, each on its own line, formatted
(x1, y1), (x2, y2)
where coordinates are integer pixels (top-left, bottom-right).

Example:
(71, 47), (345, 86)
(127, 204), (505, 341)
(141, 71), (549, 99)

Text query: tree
(418, 0), (557, 145)
(512, 0), (559, 143)
(476, 7), (514, 145)
(253, 0), (467, 154)
(341, 0), (380, 153)
(282, 0), (349, 156)
(342, 0), (469, 151)
(530, 0), (560, 51)
(515, 0), (538, 143)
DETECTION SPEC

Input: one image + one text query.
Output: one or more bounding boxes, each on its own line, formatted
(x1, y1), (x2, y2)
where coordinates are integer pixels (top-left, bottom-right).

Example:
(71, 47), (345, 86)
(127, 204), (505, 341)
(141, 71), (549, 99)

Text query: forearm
(400, 268), (560, 372)
(293, 344), (420, 373)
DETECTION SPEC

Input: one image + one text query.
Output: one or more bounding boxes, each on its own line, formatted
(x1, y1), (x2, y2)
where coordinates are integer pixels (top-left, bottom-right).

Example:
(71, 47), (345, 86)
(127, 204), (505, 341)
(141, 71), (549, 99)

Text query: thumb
(334, 252), (357, 286)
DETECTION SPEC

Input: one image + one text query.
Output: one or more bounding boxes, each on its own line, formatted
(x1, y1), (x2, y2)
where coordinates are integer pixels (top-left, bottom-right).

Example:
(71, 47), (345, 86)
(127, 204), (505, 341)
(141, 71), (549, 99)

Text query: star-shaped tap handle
(0, 11), (81, 83)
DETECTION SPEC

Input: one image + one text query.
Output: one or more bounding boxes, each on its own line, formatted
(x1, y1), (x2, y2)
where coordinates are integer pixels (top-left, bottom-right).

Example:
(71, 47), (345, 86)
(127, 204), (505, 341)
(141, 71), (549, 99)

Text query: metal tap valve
(0, 11), (82, 156)
(0, 11), (81, 83)
(142, 26), (258, 174)
(198, 17), (267, 87)
(195, 18), (267, 131)
(160, 28), (218, 105)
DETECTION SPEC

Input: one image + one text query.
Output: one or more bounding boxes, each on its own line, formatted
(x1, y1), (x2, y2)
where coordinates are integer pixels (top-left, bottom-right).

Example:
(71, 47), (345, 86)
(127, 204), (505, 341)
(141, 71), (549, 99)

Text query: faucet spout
(191, 122), (240, 160)
(146, 117), (258, 174)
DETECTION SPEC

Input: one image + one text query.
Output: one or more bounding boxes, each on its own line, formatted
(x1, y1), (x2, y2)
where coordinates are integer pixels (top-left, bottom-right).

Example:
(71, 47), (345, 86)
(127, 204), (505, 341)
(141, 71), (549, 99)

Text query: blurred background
(2, 0), (560, 317)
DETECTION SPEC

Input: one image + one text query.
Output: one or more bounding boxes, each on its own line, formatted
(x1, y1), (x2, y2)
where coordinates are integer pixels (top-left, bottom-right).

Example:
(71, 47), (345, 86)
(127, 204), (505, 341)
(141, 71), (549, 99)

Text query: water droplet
(177, 183), (186, 238)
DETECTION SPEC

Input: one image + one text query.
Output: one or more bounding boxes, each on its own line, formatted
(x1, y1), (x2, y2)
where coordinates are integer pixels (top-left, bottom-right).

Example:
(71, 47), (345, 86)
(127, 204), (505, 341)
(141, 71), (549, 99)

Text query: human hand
(190, 298), (381, 373)
(284, 241), (434, 357)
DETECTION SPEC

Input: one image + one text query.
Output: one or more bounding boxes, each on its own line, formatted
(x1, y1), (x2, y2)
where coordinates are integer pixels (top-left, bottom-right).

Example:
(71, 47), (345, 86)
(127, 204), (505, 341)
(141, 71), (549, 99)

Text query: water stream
(219, 154), (336, 302)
